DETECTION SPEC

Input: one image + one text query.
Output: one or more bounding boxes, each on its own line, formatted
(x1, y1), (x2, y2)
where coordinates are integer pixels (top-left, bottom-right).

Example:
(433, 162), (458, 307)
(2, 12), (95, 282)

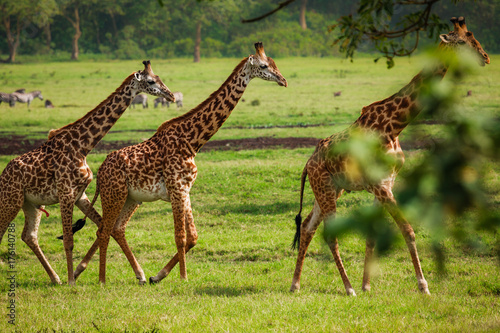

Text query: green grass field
(0, 55), (499, 332)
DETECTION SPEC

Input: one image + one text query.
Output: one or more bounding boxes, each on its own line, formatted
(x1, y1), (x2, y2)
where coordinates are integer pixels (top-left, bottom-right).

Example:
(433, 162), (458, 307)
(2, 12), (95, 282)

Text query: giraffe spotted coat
(290, 17), (490, 296)
(74, 42), (287, 285)
(0, 61), (174, 285)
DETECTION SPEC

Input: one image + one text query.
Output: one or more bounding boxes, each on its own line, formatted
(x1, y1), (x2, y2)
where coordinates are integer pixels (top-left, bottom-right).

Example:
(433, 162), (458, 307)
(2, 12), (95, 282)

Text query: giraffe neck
(355, 62), (448, 139)
(48, 74), (138, 156)
(155, 57), (251, 152)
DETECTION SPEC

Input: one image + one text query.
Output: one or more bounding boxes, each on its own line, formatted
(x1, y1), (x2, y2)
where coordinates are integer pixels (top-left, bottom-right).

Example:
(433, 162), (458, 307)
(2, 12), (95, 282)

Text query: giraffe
(290, 17), (490, 296)
(0, 61), (175, 285)
(74, 42), (287, 285)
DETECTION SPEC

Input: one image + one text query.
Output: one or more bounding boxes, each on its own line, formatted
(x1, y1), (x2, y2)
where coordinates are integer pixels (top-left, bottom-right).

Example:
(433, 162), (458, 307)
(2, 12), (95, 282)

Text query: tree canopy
(1, 0), (499, 62)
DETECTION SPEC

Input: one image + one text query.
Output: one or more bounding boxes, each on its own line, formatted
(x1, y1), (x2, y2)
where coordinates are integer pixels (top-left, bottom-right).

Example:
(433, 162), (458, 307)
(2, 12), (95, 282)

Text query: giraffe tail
(56, 185), (100, 240)
(292, 166), (308, 250)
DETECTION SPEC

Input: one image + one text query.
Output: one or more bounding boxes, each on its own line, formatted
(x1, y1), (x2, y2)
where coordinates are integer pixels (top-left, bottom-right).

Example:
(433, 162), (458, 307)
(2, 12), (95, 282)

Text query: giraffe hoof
(149, 277), (159, 285)
(418, 280), (430, 295)
(346, 288), (357, 296)
(51, 278), (62, 285)
(419, 287), (431, 295)
(290, 283), (300, 292)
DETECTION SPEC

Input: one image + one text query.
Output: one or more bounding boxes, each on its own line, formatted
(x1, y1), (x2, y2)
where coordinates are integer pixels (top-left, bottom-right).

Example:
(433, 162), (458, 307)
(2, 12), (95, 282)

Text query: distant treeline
(0, 0), (498, 62)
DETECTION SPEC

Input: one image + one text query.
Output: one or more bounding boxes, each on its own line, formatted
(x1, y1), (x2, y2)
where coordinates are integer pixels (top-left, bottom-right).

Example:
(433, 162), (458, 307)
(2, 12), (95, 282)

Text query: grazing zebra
(131, 94), (148, 108)
(11, 90), (43, 107)
(166, 91), (183, 108)
(0, 92), (18, 107)
(154, 97), (167, 108)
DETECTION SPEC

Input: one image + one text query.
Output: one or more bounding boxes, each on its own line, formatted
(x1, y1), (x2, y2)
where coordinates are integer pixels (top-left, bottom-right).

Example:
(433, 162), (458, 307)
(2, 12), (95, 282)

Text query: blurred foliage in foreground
(324, 49), (500, 271)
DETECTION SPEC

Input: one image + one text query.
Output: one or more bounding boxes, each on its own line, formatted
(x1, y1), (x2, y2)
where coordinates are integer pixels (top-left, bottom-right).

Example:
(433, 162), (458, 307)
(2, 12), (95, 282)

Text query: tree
(57, 0), (96, 60)
(0, 0), (57, 62)
(299, 0), (307, 30)
(179, 0), (238, 63)
(242, 0), (450, 67)
(331, 0), (449, 68)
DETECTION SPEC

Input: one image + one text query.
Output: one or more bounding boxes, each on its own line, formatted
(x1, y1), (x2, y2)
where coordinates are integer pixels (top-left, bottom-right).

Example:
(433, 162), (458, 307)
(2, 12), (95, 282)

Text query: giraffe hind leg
(110, 198), (146, 284)
(0, 167), (24, 243)
(290, 201), (322, 292)
(21, 201), (62, 284)
(96, 173), (129, 284)
(324, 214), (356, 296)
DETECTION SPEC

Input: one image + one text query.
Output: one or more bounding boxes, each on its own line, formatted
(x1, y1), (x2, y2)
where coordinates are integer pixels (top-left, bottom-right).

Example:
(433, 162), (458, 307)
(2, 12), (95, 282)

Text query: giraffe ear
(248, 55), (255, 66)
(134, 72), (142, 81)
(439, 34), (450, 43)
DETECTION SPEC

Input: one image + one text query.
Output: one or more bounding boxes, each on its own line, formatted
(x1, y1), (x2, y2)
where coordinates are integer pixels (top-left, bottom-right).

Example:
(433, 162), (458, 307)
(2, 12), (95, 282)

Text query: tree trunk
(2, 16), (21, 63)
(109, 10), (118, 41)
(44, 23), (51, 50)
(193, 21), (201, 63)
(299, 0), (307, 30)
(70, 7), (81, 60)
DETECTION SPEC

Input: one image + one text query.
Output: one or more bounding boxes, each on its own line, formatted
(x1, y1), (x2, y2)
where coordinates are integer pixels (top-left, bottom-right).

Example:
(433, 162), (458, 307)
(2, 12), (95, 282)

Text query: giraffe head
(133, 60), (176, 101)
(247, 42), (288, 87)
(439, 17), (490, 66)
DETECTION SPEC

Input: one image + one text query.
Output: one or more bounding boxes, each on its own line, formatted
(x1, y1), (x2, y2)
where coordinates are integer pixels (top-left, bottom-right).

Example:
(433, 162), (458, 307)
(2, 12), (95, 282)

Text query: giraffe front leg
(376, 188), (430, 295)
(325, 231), (356, 296)
(150, 198), (198, 284)
(171, 196), (188, 280)
(58, 196), (77, 285)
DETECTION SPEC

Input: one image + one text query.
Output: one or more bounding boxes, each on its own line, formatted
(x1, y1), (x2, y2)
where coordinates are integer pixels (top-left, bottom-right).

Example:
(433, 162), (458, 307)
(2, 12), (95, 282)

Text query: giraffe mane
(47, 73), (136, 140)
(155, 57), (249, 133)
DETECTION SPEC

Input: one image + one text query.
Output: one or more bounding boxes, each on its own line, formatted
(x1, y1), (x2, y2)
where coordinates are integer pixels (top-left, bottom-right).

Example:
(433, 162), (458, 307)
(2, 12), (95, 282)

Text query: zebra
(0, 92), (18, 107)
(166, 91), (183, 108)
(154, 97), (167, 108)
(11, 90), (43, 107)
(131, 94), (148, 108)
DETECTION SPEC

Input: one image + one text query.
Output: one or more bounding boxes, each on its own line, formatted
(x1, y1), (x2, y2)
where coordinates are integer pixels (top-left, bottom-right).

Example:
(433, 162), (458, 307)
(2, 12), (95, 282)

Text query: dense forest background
(0, 0), (498, 62)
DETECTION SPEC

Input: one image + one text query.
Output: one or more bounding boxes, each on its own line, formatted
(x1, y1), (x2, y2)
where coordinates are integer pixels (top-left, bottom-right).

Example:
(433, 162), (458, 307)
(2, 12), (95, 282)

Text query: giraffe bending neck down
(74, 42), (287, 285)
(0, 61), (174, 285)
(290, 17), (489, 296)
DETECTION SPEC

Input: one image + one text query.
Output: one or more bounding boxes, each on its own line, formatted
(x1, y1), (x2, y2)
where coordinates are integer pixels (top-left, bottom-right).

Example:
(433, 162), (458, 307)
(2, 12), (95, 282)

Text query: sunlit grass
(1, 148), (499, 331)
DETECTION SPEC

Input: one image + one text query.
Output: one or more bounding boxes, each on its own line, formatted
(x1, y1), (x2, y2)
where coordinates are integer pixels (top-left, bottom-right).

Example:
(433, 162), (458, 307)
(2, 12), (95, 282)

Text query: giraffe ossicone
(73, 42), (287, 285)
(290, 17), (489, 296)
(0, 61), (174, 285)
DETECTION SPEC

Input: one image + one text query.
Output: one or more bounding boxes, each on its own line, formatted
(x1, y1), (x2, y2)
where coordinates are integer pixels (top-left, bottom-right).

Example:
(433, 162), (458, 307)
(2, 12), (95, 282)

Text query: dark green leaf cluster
(333, 0), (449, 68)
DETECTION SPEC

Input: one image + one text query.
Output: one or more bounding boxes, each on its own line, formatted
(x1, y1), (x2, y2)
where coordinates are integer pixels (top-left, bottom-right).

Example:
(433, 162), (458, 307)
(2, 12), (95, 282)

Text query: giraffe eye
(458, 40), (466, 45)
(260, 64), (268, 69)
(147, 80), (155, 85)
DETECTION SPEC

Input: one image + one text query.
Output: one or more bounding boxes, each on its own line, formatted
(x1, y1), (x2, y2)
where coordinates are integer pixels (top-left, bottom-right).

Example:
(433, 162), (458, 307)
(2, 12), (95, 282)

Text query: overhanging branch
(241, 0), (296, 23)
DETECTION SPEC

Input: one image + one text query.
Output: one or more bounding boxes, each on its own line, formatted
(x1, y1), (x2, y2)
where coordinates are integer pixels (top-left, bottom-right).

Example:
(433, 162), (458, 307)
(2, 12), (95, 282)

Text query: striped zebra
(0, 92), (17, 107)
(166, 91), (183, 108)
(11, 90), (43, 107)
(154, 97), (167, 108)
(131, 94), (148, 108)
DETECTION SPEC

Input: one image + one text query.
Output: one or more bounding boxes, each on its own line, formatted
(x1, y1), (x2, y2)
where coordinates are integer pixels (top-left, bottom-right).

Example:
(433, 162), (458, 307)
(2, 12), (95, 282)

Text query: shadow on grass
(194, 285), (259, 297)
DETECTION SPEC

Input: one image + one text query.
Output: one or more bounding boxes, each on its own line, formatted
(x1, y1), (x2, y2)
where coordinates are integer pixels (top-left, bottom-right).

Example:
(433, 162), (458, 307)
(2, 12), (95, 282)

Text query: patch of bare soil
(0, 135), (432, 156)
